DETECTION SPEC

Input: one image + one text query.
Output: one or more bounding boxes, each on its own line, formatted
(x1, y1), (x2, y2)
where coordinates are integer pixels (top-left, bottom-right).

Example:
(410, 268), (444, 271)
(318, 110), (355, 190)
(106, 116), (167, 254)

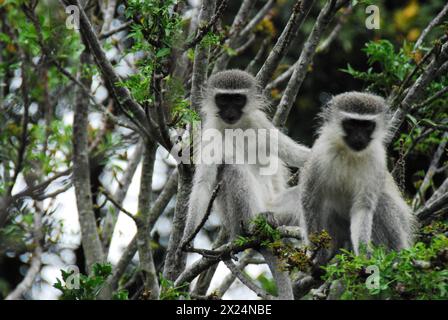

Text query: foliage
(342, 39), (414, 95)
(54, 263), (128, 300)
(256, 273), (278, 296)
(271, 230), (332, 273)
(343, 38), (447, 173)
(159, 274), (190, 300)
(323, 234), (448, 300)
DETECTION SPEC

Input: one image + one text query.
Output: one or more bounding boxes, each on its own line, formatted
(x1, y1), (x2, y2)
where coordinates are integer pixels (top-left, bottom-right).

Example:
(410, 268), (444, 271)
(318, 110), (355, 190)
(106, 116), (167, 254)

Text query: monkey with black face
(299, 92), (415, 263)
(181, 69), (310, 299)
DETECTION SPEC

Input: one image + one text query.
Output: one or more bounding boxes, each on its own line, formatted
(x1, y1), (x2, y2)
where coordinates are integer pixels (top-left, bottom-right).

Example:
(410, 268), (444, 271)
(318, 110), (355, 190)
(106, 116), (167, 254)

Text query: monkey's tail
(259, 248), (294, 300)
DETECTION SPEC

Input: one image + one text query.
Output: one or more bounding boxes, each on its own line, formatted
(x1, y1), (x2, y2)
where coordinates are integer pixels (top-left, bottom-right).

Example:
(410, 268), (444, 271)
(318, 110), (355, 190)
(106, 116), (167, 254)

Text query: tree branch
(72, 48), (105, 272)
(223, 258), (274, 300)
(5, 209), (43, 300)
(273, 0), (343, 127)
(163, 165), (193, 281)
(190, 0), (217, 112)
(134, 140), (159, 298)
(412, 132), (448, 209)
(256, 0), (315, 88)
(413, 2), (448, 51)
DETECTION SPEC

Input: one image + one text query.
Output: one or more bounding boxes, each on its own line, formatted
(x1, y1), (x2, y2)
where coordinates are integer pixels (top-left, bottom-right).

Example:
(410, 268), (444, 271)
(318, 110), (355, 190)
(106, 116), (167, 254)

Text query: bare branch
(107, 169), (178, 291)
(102, 141), (144, 251)
(215, 250), (256, 298)
(181, 181), (222, 250)
(413, 2), (448, 51)
(185, 0), (229, 49)
(239, 0), (276, 38)
(417, 191), (448, 221)
(273, 0), (342, 127)
(60, 0), (151, 137)
(134, 140), (159, 298)
(256, 0), (315, 88)
(175, 224), (301, 288)
(389, 40), (448, 140)
(101, 186), (136, 222)
(163, 165), (193, 281)
(192, 229), (228, 295)
(5, 209), (43, 300)
(223, 258), (274, 300)
(99, 21), (132, 40)
(427, 177), (448, 207)
(413, 85), (448, 110)
(190, 0), (217, 112)
(72, 49), (105, 271)
(246, 37), (271, 75)
(316, 4), (352, 53)
(213, 0), (256, 72)
(412, 132), (448, 209)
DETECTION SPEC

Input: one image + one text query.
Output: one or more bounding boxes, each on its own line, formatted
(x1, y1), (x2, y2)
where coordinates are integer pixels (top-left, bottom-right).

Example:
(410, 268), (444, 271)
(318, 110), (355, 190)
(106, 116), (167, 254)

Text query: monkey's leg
(350, 207), (374, 255)
(219, 165), (294, 300)
(217, 165), (264, 237)
(372, 191), (415, 250)
(181, 164), (218, 247)
(269, 185), (302, 227)
(301, 190), (333, 265)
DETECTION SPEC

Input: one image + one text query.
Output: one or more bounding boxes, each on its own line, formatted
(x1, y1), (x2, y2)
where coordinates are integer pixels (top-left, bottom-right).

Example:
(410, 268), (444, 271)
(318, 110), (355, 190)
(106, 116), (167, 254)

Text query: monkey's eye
(215, 93), (247, 109)
(342, 119), (376, 133)
(365, 121), (376, 132)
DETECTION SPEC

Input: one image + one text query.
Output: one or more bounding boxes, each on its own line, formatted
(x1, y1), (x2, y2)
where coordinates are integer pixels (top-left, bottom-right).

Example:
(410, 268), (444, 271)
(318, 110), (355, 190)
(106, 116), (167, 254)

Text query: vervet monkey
(299, 92), (415, 263)
(181, 69), (310, 299)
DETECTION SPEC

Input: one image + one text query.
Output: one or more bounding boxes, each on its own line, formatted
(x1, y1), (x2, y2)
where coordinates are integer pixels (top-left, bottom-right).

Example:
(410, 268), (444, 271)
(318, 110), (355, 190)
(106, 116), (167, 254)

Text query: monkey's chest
(319, 159), (372, 213)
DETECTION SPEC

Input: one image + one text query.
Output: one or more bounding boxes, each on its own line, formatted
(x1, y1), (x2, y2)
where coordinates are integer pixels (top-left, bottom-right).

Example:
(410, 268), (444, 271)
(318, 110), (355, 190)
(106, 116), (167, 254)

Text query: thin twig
(181, 181), (222, 250)
(100, 186), (136, 222)
(256, 0), (316, 88)
(185, 0), (229, 49)
(99, 21), (132, 40)
(223, 259), (274, 300)
(273, 0), (342, 127)
(239, 0), (276, 38)
(417, 192), (448, 221)
(413, 2), (448, 51)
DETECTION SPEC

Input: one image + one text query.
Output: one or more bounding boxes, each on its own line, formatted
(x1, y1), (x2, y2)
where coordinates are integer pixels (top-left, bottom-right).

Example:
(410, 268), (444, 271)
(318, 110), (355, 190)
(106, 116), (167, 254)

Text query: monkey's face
(341, 118), (376, 152)
(215, 93), (247, 124)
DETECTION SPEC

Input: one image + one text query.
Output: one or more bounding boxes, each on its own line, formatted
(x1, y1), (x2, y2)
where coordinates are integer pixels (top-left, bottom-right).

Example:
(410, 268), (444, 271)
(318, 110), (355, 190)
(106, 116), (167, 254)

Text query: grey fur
(328, 91), (388, 115)
(207, 69), (257, 90)
(299, 92), (415, 264)
(182, 70), (310, 299)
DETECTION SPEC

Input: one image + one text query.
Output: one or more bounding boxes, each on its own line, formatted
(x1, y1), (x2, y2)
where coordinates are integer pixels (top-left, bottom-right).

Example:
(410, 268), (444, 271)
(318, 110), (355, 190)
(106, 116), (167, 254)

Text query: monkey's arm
(349, 188), (380, 255)
(181, 164), (218, 248)
(258, 115), (310, 168)
(277, 131), (311, 168)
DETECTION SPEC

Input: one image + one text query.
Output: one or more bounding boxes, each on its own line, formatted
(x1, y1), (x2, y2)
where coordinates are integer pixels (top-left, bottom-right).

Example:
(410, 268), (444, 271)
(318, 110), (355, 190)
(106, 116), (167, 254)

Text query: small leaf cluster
(54, 263), (128, 300)
(342, 40), (414, 95)
(323, 234), (448, 300)
(271, 230), (332, 273)
(159, 274), (190, 300)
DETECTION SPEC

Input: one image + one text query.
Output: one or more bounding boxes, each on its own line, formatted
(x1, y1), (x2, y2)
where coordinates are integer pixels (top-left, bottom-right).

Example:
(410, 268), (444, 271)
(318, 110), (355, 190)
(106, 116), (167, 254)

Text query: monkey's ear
(319, 92), (333, 107)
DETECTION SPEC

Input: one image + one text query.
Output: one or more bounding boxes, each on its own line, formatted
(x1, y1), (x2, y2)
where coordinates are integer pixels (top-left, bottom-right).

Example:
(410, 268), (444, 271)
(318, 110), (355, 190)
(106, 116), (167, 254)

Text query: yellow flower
(6, 43), (16, 53)
(255, 17), (276, 37)
(403, 0), (419, 19)
(411, 50), (423, 64)
(407, 28), (421, 42)
(394, 0), (420, 31)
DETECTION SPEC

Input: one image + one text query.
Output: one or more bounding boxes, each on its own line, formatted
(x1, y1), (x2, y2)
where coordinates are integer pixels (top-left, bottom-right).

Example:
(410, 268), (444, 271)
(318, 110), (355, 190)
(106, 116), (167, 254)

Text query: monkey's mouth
(218, 110), (243, 124)
(343, 136), (371, 152)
